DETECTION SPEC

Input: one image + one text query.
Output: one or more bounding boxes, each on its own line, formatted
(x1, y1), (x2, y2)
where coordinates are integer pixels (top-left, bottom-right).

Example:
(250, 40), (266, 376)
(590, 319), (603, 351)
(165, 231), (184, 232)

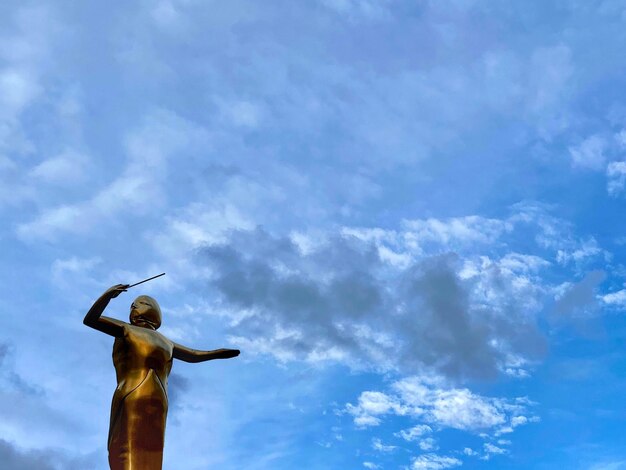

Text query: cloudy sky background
(2, 1), (626, 469)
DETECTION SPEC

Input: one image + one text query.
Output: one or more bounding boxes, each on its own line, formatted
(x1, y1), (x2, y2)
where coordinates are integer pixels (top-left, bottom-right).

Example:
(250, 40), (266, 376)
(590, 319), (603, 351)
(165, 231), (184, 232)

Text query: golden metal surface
(84, 284), (239, 470)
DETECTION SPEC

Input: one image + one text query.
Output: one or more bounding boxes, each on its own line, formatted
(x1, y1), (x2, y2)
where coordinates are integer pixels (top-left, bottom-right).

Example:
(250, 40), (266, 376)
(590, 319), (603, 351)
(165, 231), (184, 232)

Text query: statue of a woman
(84, 284), (240, 470)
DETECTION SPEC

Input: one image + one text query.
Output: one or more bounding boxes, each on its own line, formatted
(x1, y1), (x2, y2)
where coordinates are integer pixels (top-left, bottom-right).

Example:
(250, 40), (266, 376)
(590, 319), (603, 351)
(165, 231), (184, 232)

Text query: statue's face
(130, 296), (161, 330)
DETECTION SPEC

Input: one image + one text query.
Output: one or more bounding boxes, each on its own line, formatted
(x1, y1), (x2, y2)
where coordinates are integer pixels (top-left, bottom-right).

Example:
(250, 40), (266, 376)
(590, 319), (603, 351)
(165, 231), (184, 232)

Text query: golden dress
(108, 323), (174, 470)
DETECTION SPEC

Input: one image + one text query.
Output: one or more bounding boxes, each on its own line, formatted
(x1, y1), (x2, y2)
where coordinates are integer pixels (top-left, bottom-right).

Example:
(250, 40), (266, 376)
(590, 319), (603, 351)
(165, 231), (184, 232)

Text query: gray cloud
(0, 439), (98, 470)
(554, 270), (607, 317)
(397, 254), (502, 379)
(203, 227), (548, 380)
(551, 270), (608, 339)
(0, 342), (89, 457)
(0, 343), (7, 363)
(0, 342), (43, 396)
(168, 372), (191, 421)
(0, 440), (55, 470)
(168, 372), (190, 404)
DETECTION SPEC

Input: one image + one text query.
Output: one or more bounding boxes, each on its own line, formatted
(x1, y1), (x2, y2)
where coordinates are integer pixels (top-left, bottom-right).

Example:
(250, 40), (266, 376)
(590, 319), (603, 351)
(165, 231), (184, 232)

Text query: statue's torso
(108, 324), (174, 468)
(112, 324), (174, 398)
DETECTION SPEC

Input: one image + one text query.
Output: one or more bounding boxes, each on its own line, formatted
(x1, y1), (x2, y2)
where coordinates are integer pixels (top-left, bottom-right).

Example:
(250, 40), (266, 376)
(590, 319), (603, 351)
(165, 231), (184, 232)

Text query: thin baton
(127, 273), (166, 289)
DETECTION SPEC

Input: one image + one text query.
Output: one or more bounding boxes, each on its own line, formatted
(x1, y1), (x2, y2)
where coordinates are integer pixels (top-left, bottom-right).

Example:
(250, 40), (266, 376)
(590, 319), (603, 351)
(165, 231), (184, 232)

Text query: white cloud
(511, 202), (609, 270)
(410, 453), (462, 470)
(345, 391), (409, 427)
(401, 216), (512, 251)
(498, 253), (551, 273)
(428, 388), (505, 430)
(346, 376), (537, 435)
(494, 413), (540, 436)
(510, 415), (529, 427)
(602, 289), (626, 308)
(392, 377), (508, 431)
(397, 424), (433, 442)
(419, 437), (438, 451)
(343, 376), (536, 466)
(607, 161), (626, 196)
(569, 135), (607, 170)
(502, 354), (532, 379)
(371, 437), (397, 452)
(556, 237), (604, 267)
(483, 442), (507, 457)
(363, 462), (380, 469)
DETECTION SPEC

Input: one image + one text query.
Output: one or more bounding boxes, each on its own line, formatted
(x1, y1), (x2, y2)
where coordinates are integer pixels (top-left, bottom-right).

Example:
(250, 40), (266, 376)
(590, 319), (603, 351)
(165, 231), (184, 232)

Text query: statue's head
(129, 295), (162, 330)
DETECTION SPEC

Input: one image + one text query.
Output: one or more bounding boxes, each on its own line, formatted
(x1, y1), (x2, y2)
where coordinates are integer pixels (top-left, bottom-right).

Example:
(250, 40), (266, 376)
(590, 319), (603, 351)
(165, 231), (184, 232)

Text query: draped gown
(108, 323), (174, 470)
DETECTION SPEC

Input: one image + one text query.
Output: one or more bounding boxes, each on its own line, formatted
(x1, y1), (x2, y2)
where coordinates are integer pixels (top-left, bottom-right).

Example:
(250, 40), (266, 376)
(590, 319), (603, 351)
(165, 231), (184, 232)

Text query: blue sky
(2, 1), (626, 469)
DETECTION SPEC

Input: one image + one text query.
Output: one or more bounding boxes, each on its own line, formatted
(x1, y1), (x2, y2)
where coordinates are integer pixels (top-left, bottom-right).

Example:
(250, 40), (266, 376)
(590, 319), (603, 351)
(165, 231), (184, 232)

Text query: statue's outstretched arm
(83, 284), (129, 337)
(173, 343), (240, 363)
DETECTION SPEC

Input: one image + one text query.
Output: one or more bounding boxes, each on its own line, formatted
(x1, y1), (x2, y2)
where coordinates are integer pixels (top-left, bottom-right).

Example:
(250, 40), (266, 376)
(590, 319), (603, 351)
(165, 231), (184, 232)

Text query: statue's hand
(104, 284), (129, 299)
(222, 349), (240, 359)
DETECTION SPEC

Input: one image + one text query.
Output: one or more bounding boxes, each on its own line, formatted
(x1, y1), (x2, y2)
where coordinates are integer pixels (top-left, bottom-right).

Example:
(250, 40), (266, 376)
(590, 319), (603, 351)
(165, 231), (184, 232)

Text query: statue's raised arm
(83, 284), (129, 337)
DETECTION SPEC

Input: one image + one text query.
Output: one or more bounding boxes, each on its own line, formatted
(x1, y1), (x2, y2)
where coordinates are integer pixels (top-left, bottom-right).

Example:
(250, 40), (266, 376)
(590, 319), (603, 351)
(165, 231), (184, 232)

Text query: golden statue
(84, 280), (240, 470)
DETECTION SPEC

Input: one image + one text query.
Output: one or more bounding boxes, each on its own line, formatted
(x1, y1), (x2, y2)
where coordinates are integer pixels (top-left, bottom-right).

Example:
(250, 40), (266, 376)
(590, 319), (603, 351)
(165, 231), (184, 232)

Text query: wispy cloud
(607, 161), (626, 196)
(16, 109), (207, 241)
(569, 135), (608, 171)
